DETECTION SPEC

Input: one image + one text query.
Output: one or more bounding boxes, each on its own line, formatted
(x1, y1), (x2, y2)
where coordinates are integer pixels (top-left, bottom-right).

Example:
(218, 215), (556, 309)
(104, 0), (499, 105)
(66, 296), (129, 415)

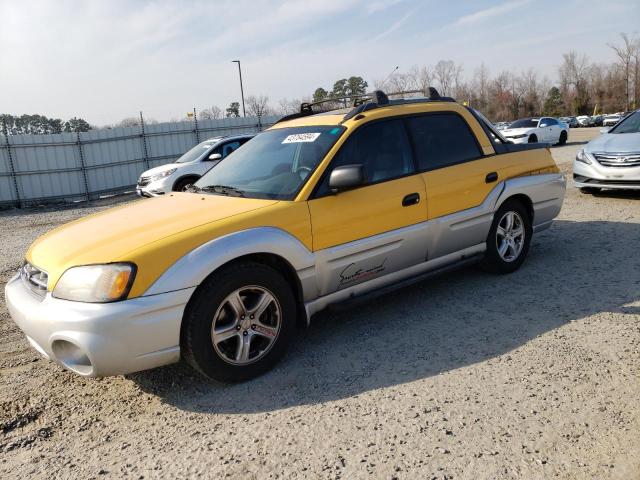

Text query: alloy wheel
(496, 211), (525, 262)
(211, 286), (281, 365)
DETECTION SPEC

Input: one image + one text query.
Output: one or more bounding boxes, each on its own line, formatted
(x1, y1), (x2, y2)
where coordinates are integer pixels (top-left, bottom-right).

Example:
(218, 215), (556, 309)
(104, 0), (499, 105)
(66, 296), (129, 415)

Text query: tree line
(206, 33), (639, 122)
(3, 33), (638, 134)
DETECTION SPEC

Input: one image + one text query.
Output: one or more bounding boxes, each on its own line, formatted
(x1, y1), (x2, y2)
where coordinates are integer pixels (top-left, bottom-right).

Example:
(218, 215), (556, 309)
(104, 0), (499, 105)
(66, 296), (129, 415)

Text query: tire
(558, 131), (568, 145)
(480, 199), (532, 274)
(528, 134), (538, 143)
(580, 187), (600, 195)
(181, 262), (297, 382)
(173, 176), (199, 192)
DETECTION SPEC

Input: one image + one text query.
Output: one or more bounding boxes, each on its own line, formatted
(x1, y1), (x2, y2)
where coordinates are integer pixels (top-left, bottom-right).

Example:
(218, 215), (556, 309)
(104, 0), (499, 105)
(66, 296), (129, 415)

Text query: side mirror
(328, 164), (366, 192)
(599, 127), (610, 134)
(208, 153), (222, 161)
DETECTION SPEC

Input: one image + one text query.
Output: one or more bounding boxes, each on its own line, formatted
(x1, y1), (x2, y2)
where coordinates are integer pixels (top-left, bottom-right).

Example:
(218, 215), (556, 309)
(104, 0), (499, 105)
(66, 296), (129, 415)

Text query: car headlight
(53, 263), (136, 303)
(575, 149), (592, 165)
(149, 168), (177, 182)
(510, 134), (528, 139)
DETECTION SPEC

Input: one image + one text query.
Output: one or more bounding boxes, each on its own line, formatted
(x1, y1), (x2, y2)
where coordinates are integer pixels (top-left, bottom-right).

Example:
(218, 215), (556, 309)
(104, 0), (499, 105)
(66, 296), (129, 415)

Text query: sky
(1, 0), (638, 125)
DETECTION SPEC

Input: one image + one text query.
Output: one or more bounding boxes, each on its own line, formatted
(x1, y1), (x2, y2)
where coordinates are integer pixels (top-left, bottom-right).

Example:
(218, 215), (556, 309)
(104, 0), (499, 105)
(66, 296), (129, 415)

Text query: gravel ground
(1, 127), (639, 479)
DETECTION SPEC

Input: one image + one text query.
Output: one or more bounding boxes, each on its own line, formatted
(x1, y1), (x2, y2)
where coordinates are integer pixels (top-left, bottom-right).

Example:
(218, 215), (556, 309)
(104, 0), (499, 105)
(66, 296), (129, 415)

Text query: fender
(495, 173), (565, 231)
(143, 227), (317, 298)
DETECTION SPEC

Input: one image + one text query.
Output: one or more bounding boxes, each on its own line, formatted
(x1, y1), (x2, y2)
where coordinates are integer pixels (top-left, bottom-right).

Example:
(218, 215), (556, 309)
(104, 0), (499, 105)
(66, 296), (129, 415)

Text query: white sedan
(502, 117), (568, 145)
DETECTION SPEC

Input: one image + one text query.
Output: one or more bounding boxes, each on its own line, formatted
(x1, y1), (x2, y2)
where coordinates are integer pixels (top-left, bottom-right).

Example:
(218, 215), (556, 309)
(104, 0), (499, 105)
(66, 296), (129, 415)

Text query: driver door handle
(402, 192), (420, 207)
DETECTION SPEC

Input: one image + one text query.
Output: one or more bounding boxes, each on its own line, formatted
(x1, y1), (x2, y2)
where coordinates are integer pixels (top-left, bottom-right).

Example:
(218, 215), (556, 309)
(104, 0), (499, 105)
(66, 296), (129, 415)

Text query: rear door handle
(485, 172), (498, 183)
(402, 192), (420, 207)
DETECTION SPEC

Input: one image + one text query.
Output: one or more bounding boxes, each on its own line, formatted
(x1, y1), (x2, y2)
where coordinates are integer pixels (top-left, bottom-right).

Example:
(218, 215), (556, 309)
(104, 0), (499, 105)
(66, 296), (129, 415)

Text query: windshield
(194, 126), (345, 200)
(508, 119), (538, 129)
(609, 111), (640, 134)
(176, 139), (219, 163)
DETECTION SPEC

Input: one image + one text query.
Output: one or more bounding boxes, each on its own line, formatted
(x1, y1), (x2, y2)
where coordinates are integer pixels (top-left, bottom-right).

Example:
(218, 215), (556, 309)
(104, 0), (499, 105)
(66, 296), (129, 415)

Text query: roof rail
(273, 87), (456, 125)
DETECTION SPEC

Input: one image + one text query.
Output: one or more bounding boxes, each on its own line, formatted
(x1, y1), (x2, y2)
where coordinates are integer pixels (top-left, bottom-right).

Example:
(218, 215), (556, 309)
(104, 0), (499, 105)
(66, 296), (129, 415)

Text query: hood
(502, 128), (532, 136)
(141, 163), (181, 177)
(27, 193), (278, 294)
(585, 132), (640, 153)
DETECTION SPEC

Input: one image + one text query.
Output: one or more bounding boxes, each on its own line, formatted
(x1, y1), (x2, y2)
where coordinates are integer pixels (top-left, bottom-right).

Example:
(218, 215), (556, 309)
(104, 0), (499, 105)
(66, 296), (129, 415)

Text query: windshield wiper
(198, 185), (246, 197)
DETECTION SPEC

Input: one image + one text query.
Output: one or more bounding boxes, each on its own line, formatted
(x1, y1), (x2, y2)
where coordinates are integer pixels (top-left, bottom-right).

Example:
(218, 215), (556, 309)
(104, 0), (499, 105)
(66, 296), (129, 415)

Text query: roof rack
(274, 87), (455, 125)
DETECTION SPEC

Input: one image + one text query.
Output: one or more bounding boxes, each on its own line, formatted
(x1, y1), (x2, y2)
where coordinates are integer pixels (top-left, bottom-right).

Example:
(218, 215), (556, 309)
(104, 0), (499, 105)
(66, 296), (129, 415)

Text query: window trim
(310, 117), (418, 199)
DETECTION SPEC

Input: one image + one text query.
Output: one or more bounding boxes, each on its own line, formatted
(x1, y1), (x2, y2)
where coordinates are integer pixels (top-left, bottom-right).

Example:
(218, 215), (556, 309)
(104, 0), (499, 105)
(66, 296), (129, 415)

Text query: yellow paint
(307, 175), (427, 250)
(27, 193), (311, 297)
(26, 99), (558, 299)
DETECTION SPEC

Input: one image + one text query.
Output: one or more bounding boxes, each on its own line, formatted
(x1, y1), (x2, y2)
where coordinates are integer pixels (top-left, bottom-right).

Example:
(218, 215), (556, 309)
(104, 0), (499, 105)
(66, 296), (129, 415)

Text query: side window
(221, 141), (241, 158)
(540, 118), (552, 127)
(405, 114), (482, 171)
(317, 119), (414, 195)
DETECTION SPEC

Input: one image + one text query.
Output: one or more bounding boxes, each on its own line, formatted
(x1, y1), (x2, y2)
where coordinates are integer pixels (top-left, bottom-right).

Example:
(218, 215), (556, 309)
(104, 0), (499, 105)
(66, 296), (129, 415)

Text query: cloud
(366, 0), (405, 15)
(372, 9), (415, 41)
(453, 0), (532, 27)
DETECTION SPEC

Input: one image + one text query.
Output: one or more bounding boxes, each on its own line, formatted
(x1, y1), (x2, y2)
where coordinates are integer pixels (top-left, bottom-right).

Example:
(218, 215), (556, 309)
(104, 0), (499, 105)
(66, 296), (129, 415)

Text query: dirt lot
(1, 127), (639, 479)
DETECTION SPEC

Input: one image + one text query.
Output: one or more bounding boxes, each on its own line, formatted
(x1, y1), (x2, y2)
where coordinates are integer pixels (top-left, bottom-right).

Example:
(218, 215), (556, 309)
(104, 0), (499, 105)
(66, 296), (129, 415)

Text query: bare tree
(608, 33), (638, 110)
(199, 106), (222, 120)
(246, 95), (272, 117)
(116, 117), (140, 128)
(278, 98), (301, 115)
(433, 60), (460, 96)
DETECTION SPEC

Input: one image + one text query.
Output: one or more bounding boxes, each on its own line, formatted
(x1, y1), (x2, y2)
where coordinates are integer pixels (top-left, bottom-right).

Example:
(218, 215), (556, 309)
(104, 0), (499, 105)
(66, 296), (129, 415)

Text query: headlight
(149, 168), (177, 182)
(575, 149), (592, 164)
(509, 134), (527, 139)
(53, 263), (136, 303)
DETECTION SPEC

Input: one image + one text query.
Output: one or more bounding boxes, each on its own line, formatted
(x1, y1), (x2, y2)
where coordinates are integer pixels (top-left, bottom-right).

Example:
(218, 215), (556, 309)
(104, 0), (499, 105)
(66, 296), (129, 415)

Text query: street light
(232, 60), (246, 117)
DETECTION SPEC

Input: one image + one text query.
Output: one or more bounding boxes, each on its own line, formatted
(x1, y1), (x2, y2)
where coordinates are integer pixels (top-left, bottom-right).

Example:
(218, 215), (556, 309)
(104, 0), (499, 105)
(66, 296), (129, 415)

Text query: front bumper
(5, 274), (195, 376)
(573, 159), (640, 190)
(136, 177), (174, 197)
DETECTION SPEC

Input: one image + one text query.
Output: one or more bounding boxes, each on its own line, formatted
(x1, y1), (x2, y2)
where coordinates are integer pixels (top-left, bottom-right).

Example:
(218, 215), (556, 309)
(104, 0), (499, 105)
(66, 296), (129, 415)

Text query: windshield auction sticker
(282, 133), (321, 144)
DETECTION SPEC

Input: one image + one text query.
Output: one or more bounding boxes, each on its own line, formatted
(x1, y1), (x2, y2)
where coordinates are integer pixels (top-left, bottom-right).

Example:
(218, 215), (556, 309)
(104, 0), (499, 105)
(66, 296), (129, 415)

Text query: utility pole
(232, 60), (246, 117)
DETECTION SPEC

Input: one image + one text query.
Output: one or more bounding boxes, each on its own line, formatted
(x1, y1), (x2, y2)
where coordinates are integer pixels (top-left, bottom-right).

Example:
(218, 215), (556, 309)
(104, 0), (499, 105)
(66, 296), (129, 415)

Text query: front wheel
(528, 134), (538, 143)
(173, 176), (199, 192)
(480, 200), (532, 274)
(181, 262), (297, 382)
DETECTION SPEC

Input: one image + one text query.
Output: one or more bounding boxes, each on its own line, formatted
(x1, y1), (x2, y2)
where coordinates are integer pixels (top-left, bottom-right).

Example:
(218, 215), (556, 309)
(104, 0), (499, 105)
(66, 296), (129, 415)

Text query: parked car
(560, 116), (579, 128)
(502, 117), (568, 145)
(5, 89), (565, 382)
(603, 114), (622, 127)
(493, 121), (510, 131)
(592, 115), (604, 127)
(136, 134), (254, 196)
(574, 109), (640, 193)
(576, 115), (594, 127)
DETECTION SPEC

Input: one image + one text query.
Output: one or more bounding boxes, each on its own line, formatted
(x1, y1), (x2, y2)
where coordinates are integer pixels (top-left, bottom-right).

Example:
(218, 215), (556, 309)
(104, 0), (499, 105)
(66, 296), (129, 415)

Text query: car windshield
(508, 119), (538, 129)
(175, 139), (219, 163)
(609, 111), (640, 134)
(194, 126), (345, 200)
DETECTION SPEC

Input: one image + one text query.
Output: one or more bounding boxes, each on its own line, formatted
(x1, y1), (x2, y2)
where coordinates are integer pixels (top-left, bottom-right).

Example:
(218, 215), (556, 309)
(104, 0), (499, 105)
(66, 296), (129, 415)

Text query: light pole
(232, 60), (246, 117)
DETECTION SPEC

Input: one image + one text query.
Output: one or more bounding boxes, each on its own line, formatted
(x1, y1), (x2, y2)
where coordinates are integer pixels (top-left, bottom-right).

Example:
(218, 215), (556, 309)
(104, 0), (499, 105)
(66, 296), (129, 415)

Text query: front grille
(20, 262), (48, 298)
(593, 152), (640, 168)
(137, 176), (151, 187)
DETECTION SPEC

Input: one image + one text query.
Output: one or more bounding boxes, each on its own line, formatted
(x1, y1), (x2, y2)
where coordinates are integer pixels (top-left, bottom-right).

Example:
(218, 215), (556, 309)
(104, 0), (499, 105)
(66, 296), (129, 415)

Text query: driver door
(307, 119), (428, 296)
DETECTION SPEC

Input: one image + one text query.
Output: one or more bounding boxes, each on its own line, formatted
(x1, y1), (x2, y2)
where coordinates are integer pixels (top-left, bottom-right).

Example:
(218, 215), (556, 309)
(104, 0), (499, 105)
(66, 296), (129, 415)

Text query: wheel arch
(497, 193), (534, 222)
(172, 174), (201, 191)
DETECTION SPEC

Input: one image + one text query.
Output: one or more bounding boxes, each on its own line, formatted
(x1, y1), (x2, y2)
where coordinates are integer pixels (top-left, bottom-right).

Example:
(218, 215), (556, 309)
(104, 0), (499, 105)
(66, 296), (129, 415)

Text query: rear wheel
(558, 131), (568, 145)
(528, 134), (538, 143)
(173, 176), (199, 192)
(181, 262), (297, 382)
(580, 187), (601, 195)
(481, 199), (532, 274)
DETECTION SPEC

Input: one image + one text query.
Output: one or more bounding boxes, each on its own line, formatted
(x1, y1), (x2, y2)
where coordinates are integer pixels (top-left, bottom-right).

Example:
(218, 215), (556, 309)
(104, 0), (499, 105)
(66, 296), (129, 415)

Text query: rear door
(308, 118), (428, 295)
(406, 112), (499, 258)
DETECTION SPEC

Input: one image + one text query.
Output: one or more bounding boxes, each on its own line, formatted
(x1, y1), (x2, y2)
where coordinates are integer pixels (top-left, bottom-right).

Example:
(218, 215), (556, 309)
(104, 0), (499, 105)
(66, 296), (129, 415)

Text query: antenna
(381, 66), (399, 89)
